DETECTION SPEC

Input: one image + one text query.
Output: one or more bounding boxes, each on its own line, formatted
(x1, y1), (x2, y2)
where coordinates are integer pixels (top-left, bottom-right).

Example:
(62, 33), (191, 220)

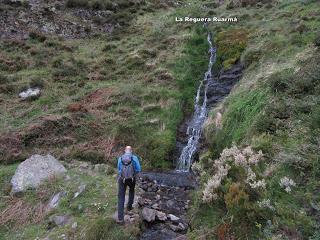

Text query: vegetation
(0, 162), (140, 239)
(190, 0), (320, 239)
(0, 1), (207, 169)
(1, 0), (320, 239)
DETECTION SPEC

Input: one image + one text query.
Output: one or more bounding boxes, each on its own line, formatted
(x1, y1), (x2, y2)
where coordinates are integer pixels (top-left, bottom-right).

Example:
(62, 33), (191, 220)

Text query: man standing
(117, 146), (141, 224)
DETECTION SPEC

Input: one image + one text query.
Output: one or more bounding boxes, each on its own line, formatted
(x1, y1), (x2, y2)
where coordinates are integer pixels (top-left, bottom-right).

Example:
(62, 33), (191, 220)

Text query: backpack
(120, 154), (135, 181)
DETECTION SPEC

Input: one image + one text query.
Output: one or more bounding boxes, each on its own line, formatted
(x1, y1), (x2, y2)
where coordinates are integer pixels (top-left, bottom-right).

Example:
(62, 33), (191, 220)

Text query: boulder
(18, 87), (41, 101)
(142, 207), (156, 222)
(11, 154), (67, 194)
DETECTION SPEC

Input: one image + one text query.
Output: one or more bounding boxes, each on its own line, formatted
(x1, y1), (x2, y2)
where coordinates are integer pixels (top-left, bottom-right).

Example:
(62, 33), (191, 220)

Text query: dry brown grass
(75, 136), (120, 162)
(0, 176), (60, 228)
(0, 132), (24, 164)
(0, 197), (48, 228)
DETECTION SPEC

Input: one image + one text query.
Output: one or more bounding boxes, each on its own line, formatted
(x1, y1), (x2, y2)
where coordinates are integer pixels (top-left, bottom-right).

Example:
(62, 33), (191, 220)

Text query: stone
(138, 197), (145, 206)
(155, 211), (167, 221)
(155, 194), (161, 201)
(142, 207), (156, 222)
(151, 203), (159, 209)
(47, 191), (66, 210)
(71, 222), (78, 229)
(73, 184), (86, 199)
(168, 214), (180, 222)
(178, 222), (187, 231)
(169, 222), (186, 232)
(18, 87), (41, 101)
(49, 215), (71, 227)
(169, 224), (179, 232)
(11, 154), (67, 194)
(166, 199), (175, 208)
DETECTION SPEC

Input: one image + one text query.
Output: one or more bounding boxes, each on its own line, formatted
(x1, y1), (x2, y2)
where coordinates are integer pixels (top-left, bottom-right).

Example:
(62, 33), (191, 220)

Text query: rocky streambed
(137, 172), (197, 240)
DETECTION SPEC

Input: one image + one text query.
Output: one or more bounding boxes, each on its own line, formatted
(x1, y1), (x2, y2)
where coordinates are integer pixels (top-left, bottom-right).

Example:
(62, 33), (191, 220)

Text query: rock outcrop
(11, 154), (67, 194)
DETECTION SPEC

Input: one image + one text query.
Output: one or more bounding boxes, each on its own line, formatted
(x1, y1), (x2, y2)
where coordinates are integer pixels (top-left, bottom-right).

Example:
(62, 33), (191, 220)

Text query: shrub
(310, 105), (320, 130)
(224, 182), (249, 210)
(202, 145), (265, 204)
(29, 30), (46, 42)
(0, 74), (8, 84)
(66, 0), (89, 8)
(72, 149), (106, 164)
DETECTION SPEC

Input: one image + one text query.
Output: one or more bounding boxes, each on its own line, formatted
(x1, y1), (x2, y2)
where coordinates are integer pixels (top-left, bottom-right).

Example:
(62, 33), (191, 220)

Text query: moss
(215, 28), (248, 70)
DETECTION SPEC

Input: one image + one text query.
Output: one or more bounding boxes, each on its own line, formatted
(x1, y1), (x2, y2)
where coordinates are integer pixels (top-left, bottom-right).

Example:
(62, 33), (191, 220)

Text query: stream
(137, 29), (243, 239)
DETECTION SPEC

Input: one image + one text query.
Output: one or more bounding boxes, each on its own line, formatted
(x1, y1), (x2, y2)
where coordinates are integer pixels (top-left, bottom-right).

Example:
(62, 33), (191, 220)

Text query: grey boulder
(11, 154), (67, 194)
(142, 207), (156, 222)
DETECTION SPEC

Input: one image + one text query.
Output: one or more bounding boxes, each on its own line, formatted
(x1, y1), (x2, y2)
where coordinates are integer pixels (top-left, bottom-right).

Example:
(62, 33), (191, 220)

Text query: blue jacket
(117, 154), (141, 175)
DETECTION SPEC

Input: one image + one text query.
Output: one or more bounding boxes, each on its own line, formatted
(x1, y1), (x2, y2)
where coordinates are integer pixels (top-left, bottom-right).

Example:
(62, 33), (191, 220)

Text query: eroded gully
(136, 29), (243, 240)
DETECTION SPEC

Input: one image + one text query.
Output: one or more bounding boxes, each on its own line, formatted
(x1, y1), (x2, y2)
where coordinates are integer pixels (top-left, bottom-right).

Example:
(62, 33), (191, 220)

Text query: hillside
(0, 0), (320, 239)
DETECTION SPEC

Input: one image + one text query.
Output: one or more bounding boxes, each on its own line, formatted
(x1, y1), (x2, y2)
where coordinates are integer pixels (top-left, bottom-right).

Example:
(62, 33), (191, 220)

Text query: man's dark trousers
(118, 178), (135, 221)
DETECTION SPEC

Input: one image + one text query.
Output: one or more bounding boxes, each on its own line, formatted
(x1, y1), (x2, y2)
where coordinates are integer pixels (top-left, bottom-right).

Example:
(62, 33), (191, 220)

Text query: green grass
(213, 88), (270, 155)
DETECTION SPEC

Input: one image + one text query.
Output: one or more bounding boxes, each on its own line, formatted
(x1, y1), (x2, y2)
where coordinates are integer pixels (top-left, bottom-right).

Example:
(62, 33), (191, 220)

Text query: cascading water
(176, 31), (216, 172)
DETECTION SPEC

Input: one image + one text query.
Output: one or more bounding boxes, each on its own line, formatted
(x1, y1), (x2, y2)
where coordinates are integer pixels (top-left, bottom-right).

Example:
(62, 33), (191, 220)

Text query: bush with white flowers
(202, 145), (265, 203)
(279, 176), (296, 193)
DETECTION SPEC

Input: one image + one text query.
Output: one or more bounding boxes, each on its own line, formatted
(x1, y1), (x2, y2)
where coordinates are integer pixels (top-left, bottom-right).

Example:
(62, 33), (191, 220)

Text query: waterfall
(176, 31), (216, 172)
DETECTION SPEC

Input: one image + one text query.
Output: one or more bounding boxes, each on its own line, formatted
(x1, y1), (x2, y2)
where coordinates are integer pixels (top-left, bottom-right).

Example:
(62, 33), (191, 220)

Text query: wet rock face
(138, 172), (195, 240)
(207, 63), (244, 106)
(175, 63), (244, 162)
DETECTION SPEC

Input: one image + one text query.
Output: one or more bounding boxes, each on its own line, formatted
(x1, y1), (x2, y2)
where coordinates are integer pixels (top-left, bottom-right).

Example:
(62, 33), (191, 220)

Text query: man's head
(125, 146), (132, 154)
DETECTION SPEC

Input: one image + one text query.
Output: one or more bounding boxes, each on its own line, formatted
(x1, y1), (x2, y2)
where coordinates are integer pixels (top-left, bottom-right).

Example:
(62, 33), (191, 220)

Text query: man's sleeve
(133, 156), (141, 173)
(117, 157), (122, 174)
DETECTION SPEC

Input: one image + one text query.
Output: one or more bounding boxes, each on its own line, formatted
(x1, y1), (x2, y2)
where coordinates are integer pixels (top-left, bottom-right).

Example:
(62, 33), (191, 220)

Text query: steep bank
(188, 1), (320, 239)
